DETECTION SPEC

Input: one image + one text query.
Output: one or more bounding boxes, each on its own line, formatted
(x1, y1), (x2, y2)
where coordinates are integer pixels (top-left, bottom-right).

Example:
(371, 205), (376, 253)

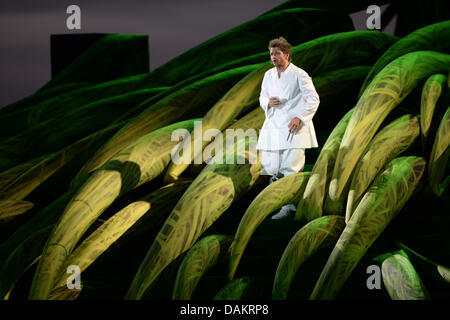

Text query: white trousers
(259, 148), (305, 177)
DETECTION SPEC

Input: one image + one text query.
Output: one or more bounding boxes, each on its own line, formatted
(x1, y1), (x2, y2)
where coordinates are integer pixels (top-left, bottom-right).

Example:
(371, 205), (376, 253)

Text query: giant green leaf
(126, 136), (262, 299)
(359, 20), (450, 96)
(272, 215), (345, 300)
(311, 156), (426, 299)
(428, 107), (450, 196)
(28, 119), (197, 299)
(420, 74), (448, 148)
(379, 250), (430, 300)
(172, 234), (233, 300)
(228, 171), (310, 280)
(346, 114), (420, 221)
(327, 51), (450, 214)
(296, 108), (354, 222)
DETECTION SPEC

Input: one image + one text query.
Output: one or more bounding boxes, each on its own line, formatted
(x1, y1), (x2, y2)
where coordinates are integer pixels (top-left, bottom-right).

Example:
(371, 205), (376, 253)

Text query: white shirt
(256, 63), (320, 150)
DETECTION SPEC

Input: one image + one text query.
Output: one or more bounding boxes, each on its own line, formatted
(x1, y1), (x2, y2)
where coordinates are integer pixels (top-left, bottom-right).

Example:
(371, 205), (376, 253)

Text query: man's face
(270, 47), (289, 67)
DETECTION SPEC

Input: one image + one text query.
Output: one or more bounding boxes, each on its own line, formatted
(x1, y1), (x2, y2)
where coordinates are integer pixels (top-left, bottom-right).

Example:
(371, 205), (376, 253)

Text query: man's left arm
(288, 71), (320, 124)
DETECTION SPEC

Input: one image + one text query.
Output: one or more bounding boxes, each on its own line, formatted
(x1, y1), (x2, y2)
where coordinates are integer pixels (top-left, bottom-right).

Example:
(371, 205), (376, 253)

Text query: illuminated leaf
(327, 51), (450, 214)
(173, 234), (233, 300)
(228, 171), (310, 280)
(311, 156), (426, 299)
(272, 215), (345, 299)
(346, 114), (420, 221)
(296, 108), (354, 222)
(125, 137), (261, 299)
(428, 107), (450, 196)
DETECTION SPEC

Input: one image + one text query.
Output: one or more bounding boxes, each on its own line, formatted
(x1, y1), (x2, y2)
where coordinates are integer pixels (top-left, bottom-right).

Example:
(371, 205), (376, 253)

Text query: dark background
(0, 0), (397, 108)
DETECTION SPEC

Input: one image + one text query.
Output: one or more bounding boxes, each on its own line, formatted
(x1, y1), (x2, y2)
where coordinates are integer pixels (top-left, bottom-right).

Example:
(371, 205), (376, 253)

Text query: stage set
(0, 0), (449, 303)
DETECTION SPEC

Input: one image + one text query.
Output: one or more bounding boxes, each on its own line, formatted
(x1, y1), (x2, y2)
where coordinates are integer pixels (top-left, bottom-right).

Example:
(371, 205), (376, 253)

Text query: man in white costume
(256, 37), (320, 219)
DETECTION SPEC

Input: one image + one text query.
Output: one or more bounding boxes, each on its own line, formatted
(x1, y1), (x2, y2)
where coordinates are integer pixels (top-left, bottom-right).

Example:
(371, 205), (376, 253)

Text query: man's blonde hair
(268, 37), (292, 61)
